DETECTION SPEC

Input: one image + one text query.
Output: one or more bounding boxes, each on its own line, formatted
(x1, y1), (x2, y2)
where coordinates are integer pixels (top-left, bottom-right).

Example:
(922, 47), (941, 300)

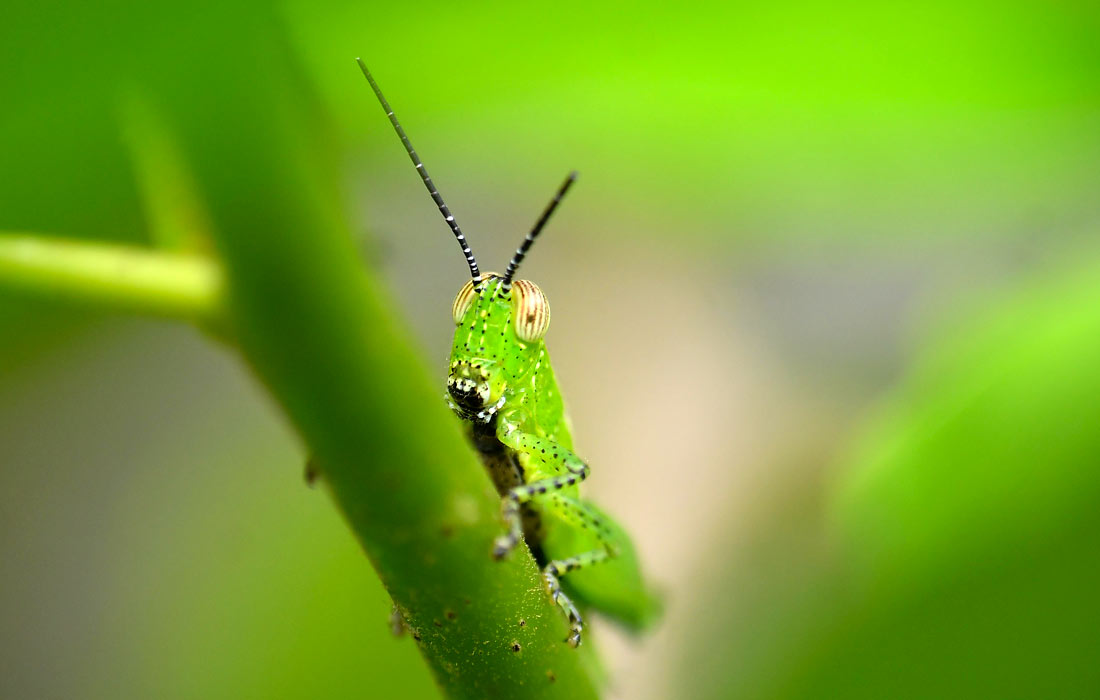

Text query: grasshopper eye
(510, 280), (550, 342)
(452, 279), (478, 324)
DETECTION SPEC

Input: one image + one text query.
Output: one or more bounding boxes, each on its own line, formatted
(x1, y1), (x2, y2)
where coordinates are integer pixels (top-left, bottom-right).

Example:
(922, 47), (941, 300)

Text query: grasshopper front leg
(495, 414), (619, 646)
(544, 546), (610, 647)
(492, 416), (590, 560)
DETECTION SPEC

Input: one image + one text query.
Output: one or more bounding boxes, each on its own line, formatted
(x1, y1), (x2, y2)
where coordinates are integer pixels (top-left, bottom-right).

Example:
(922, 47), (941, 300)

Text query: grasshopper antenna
(356, 58), (482, 283)
(500, 171), (577, 294)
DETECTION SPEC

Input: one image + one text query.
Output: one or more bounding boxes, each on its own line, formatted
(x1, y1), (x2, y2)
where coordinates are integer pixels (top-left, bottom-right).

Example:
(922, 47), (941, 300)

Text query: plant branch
(0, 233), (223, 323)
(0, 29), (602, 696)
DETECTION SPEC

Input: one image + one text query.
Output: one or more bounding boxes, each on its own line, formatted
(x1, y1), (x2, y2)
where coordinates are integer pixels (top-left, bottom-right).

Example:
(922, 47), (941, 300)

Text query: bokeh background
(2, 1), (1099, 698)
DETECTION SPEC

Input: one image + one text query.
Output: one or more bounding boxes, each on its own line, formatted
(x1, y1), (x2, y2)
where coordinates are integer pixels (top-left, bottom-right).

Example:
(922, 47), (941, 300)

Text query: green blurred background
(2, 1), (1099, 698)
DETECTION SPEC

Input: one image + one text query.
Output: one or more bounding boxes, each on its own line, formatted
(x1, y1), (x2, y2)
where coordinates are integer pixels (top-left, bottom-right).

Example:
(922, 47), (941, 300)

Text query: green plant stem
(0, 233), (222, 323)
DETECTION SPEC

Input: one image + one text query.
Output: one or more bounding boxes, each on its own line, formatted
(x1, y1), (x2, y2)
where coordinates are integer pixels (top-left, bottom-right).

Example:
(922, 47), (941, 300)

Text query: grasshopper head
(448, 274), (550, 412)
(443, 172), (571, 415)
(356, 62), (574, 414)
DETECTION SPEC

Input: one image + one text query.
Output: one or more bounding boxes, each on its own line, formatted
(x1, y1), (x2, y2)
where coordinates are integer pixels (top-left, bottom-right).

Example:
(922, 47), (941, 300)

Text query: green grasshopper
(357, 59), (660, 647)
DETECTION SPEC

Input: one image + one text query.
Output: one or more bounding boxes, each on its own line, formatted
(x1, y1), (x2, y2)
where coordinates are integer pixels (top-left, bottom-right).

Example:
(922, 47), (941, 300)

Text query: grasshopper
(357, 59), (660, 647)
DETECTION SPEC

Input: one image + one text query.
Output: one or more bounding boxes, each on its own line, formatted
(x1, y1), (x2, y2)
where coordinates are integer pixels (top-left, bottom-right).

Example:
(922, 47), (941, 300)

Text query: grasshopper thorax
(448, 275), (549, 415)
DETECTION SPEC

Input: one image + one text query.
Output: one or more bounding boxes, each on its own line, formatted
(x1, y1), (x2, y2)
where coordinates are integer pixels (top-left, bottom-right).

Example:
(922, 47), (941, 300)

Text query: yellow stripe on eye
(511, 280), (550, 342)
(451, 278), (477, 324)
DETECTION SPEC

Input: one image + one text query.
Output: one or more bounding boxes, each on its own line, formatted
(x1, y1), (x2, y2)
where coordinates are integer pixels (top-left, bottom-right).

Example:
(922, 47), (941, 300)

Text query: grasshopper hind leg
(491, 426), (590, 560)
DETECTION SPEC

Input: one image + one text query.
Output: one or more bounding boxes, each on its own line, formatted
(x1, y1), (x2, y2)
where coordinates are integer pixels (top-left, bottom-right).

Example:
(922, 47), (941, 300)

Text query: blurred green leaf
(682, 247), (1100, 699)
(287, 0), (1100, 248)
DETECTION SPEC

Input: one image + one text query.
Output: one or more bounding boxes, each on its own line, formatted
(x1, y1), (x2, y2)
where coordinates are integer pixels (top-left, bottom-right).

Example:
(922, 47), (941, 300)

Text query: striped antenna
(500, 171), (577, 293)
(356, 58), (481, 283)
